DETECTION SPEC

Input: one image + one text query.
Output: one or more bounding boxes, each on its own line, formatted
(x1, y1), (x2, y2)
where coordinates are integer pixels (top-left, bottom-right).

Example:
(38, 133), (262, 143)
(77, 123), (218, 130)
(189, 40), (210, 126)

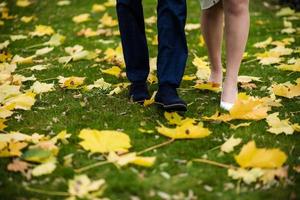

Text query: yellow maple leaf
(78, 129), (131, 153)
(101, 66), (122, 77)
(30, 25), (55, 37)
(0, 119), (7, 131)
(277, 59), (300, 72)
(0, 141), (28, 157)
(11, 55), (35, 65)
(16, 0), (31, 7)
(58, 76), (85, 89)
(235, 141), (287, 168)
(131, 156), (156, 167)
(253, 37), (273, 48)
(229, 122), (251, 130)
(68, 175), (106, 198)
(143, 91), (157, 107)
(221, 136), (242, 153)
(266, 112), (298, 135)
(193, 82), (221, 93)
(72, 13), (91, 24)
(31, 161), (56, 176)
(192, 56), (211, 81)
(203, 93), (272, 122)
(229, 94), (270, 121)
(30, 81), (54, 94)
(271, 78), (300, 98)
(107, 151), (156, 167)
(4, 92), (36, 111)
(92, 4), (106, 12)
(20, 15), (35, 23)
(164, 112), (196, 126)
(103, 44), (125, 67)
(100, 13), (117, 27)
(0, 104), (14, 119)
(276, 7), (295, 16)
(156, 121), (211, 139)
(183, 75), (196, 81)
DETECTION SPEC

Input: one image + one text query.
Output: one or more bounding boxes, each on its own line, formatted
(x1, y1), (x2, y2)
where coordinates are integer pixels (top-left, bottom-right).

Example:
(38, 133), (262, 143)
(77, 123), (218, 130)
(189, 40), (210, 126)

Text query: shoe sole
(155, 101), (187, 112)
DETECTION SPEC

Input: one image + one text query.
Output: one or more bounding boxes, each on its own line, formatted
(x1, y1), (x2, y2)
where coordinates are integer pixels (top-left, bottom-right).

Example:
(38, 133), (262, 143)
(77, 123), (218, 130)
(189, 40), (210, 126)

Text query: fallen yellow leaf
(78, 129), (131, 153)
(235, 141), (287, 168)
(156, 121), (211, 139)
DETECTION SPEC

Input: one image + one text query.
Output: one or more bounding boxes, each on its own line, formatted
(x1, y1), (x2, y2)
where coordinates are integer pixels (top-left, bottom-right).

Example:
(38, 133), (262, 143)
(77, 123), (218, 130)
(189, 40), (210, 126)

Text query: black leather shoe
(129, 82), (150, 104)
(155, 84), (187, 112)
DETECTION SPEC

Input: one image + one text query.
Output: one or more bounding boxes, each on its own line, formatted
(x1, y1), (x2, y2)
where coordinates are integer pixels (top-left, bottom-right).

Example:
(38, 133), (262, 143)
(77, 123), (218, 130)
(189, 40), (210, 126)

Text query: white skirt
(200, 0), (221, 10)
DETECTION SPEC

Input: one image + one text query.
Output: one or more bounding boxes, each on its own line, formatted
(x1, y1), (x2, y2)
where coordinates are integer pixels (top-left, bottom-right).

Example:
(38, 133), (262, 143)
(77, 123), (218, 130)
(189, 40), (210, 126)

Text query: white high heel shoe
(220, 101), (234, 111)
(220, 88), (238, 111)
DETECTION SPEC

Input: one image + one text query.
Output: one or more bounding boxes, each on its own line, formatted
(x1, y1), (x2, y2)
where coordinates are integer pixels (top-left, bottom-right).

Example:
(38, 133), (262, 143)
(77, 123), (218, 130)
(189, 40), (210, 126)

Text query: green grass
(1, 0), (300, 199)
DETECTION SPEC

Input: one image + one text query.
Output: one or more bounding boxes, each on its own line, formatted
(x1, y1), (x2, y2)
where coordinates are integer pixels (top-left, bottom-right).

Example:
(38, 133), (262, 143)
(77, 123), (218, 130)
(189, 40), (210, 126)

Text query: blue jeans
(116, 0), (188, 88)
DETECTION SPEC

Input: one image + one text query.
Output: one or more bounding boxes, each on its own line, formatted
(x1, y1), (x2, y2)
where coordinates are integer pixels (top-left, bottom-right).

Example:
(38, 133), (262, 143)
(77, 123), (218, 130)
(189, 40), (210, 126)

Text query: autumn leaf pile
(0, 0), (300, 199)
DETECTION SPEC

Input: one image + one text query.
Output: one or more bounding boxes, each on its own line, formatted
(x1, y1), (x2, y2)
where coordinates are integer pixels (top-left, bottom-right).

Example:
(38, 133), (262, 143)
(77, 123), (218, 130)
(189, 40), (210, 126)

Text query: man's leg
(155, 0), (188, 111)
(201, 1), (224, 85)
(156, 0), (188, 87)
(116, 0), (150, 102)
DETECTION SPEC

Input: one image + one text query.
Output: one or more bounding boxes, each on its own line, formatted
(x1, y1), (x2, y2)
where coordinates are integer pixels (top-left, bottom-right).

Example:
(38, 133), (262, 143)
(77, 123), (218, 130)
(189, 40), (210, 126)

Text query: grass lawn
(0, 0), (300, 199)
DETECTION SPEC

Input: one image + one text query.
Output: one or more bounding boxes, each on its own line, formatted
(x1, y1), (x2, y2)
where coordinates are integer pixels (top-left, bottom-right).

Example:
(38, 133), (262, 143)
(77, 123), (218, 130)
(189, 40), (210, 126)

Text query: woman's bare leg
(222, 0), (250, 103)
(201, 1), (224, 84)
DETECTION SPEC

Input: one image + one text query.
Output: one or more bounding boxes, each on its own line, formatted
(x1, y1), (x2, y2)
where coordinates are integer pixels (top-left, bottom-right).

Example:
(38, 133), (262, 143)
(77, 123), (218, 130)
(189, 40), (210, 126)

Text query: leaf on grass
(30, 81), (54, 94)
(35, 47), (54, 56)
(7, 159), (29, 173)
(78, 129), (131, 153)
(107, 151), (156, 167)
(30, 25), (54, 37)
(100, 13), (117, 27)
(193, 82), (221, 93)
(228, 168), (264, 184)
(4, 92), (36, 110)
(21, 148), (54, 163)
(156, 121), (211, 139)
(266, 112), (299, 135)
(192, 56), (210, 81)
(238, 76), (262, 83)
(235, 141), (287, 168)
(68, 175), (106, 198)
(58, 45), (94, 64)
(57, 0), (71, 6)
(31, 161), (56, 176)
(11, 55), (35, 65)
(183, 75), (196, 81)
(164, 112), (196, 126)
(44, 34), (66, 46)
(229, 122), (251, 130)
(0, 119), (7, 131)
(86, 78), (112, 91)
(277, 59), (300, 72)
(0, 141), (28, 157)
(271, 78), (300, 98)
(0, 40), (9, 50)
(101, 66), (122, 77)
(30, 64), (48, 71)
(221, 136), (242, 153)
(276, 7), (295, 17)
(143, 91), (157, 107)
(58, 76), (85, 89)
(16, 0), (31, 7)
(9, 35), (27, 42)
(92, 4), (106, 12)
(72, 13), (91, 23)
(51, 130), (71, 144)
(253, 37), (273, 48)
(203, 93), (273, 122)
